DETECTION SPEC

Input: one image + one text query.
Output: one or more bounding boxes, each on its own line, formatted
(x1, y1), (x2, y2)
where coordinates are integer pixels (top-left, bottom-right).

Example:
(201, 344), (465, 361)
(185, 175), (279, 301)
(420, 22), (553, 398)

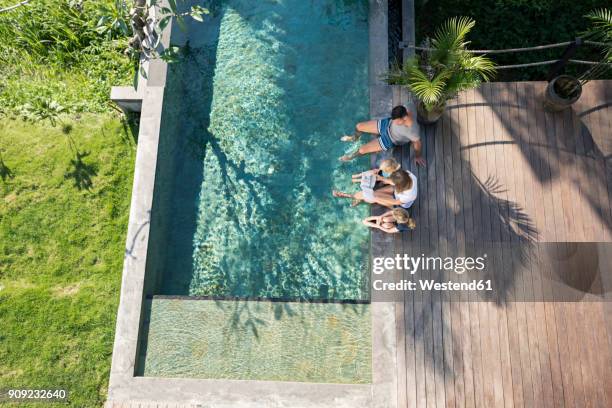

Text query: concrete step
(105, 401), (199, 408)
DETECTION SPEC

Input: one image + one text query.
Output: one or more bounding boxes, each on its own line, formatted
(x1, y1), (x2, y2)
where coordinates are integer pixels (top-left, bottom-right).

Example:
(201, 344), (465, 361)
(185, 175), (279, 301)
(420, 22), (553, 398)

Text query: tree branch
(0, 0), (30, 13)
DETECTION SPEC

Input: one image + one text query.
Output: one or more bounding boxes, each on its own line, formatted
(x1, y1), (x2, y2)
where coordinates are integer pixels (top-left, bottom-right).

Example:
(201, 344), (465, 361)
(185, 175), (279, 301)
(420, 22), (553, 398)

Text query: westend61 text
(372, 279), (493, 292)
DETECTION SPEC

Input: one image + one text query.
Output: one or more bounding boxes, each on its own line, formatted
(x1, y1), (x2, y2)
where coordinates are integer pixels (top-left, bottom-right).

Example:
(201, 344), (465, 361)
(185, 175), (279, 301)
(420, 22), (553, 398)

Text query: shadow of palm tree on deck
(400, 93), (539, 383)
(480, 81), (612, 235)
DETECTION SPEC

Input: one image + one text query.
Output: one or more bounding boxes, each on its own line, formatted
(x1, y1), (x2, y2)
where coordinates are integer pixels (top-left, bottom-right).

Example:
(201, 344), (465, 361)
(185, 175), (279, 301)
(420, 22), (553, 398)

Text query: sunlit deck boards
(386, 80), (612, 408)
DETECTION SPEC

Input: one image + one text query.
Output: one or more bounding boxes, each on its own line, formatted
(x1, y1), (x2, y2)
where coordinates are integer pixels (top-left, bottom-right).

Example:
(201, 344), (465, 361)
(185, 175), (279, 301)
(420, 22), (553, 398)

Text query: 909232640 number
(1, 388), (68, 402)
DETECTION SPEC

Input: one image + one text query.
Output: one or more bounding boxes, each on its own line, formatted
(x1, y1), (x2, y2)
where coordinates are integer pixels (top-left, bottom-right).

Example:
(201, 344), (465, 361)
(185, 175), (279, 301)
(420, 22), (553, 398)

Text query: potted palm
(385, 17), (496, 125)
(544, 9), (611, 111)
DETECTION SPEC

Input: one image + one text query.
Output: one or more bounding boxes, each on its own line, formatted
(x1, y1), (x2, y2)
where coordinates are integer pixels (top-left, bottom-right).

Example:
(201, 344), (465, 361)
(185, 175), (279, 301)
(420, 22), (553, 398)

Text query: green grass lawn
(0, 114), (136, 407)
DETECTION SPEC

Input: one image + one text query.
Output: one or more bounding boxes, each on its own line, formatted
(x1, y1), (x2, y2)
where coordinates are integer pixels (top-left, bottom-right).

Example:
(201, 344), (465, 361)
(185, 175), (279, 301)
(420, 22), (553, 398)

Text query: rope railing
(495, 60), (561, 70)
(400, 40), (609, 54)
(410, 42), (572, 54)
(399, 38), (611, 77)
(495, 59), (612, 70)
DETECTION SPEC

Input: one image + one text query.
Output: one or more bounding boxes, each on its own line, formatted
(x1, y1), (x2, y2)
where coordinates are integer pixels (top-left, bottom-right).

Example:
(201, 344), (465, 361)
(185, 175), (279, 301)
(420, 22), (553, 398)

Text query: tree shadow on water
(215, 299), (370, 342)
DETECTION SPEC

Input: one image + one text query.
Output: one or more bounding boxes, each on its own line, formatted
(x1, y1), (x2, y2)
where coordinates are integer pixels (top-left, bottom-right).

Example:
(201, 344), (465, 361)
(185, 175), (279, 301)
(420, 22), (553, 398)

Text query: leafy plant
(585, 8), (612, 63)
(18, 98), (65, 126)
(95, 0), (130, 39)
(0, 0), (101, 67)
(386, 17), (496, 112)
(121, 0), (209, 79)
(556, 8), (612, 98)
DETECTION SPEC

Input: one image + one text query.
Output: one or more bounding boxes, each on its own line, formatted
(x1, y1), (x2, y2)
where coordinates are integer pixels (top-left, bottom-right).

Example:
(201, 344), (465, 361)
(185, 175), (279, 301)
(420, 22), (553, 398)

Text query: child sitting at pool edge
(362, 207), (416, 233)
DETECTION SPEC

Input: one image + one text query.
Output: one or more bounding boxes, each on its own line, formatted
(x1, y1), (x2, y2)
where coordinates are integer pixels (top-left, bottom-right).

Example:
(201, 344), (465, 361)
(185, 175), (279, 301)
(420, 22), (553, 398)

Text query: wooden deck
(389, 80), (612, 408)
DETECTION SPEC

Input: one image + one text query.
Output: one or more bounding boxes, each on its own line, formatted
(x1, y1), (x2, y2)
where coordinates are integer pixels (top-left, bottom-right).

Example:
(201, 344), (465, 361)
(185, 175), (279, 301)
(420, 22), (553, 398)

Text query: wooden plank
(419, 113), (437, 408)
(551, 153), (580, 408)
(473, 84), (496, 408)
(555, 102), (578, 240)
(559, 105), (589, 408)
(461, 88), (478, 408)
(450, 92), (466, 408)
(497, 83), (525, 408)
(493, 82), (523, 408)
(571, 83), (606, 408)
(464, 87), (486, 408)
(531, 83), (564, 407)
(585, 82), (612, 408)
(480, 80), (513, 408)
(440, 101), (456, 408)
(400, 85), (417, 408)
(515, 82), (547, 408)
(478, 82), (505, 408)
(489, 82), (518, 408)
(467, 87), (486, 408)
(573, 81), (597, 240)
(433, 98), (448, 408)
(434, 99), (455, 407)
(521, 82), (556, 408)
(456, 89), (476, 408)
(424, 101), (440, 408)
(604, 81), (612, 242)
(392, 85), (408, 408)
(413, 113), (432, 408)
(600, 82), (612, 406)
(505, 82), (542, 408)
(584, 82), (611, 242)
(402, 0), (415, 61)
(540, 84), (577, 407)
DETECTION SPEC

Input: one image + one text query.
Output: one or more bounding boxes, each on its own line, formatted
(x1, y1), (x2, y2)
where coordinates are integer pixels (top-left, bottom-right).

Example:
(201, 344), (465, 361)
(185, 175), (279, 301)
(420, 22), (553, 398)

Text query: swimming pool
(150, 0), (371, 302)
(137, 0), (373, 384)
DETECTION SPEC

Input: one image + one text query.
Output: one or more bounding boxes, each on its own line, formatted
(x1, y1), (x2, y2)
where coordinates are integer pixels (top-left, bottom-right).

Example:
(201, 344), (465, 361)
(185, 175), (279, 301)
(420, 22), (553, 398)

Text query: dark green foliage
(415, 0), (612, 81)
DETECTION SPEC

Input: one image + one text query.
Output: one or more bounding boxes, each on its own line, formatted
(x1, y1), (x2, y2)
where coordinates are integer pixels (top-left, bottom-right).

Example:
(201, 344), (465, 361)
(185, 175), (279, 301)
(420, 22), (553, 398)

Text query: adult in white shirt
(332, 169), (417, 210)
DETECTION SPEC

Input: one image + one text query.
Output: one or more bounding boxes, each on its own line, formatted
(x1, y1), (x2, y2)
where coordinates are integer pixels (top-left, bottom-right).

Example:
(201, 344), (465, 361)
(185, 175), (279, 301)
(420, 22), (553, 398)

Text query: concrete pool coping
(106, 1), (399, 406)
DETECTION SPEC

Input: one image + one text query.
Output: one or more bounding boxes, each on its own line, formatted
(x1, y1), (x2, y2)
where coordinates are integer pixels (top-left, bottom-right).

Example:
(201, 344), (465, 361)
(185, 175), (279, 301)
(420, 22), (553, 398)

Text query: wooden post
(402, 0), (415, 62)
(546, 37), (582, 81)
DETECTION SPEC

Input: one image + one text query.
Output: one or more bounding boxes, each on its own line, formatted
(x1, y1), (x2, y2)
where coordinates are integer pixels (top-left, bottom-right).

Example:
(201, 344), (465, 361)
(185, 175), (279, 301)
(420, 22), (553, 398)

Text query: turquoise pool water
(154, 0), (370, 301)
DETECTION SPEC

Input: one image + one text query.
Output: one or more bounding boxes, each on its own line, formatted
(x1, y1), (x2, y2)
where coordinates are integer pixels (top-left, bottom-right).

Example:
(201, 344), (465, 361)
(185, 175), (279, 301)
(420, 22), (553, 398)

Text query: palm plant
(386, 17), (496, 124)
(581, 8), (612, 83)
(586, 9), (611, 62)
(547, 9), (611, 109)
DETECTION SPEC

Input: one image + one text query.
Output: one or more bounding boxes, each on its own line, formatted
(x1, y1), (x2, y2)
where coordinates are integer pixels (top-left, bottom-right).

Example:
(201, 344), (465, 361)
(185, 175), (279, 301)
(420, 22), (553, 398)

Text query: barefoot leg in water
(341, 120), (378, 142)
(332, 190), (355, 199)
(340, 138), (383, 161)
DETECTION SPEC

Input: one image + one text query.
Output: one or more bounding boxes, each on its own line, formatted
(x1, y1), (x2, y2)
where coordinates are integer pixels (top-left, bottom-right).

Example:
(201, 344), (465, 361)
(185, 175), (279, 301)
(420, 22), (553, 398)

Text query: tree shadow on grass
(120, 112), (140, 145)
(0, 151), (14, 182)
(64, 150), (98, 190)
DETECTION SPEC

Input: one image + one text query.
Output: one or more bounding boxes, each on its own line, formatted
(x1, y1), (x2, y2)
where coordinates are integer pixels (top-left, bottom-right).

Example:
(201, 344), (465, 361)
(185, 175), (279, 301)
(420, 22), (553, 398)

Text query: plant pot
(543, 75), (582, 112)
(416, 101), (445, 125)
